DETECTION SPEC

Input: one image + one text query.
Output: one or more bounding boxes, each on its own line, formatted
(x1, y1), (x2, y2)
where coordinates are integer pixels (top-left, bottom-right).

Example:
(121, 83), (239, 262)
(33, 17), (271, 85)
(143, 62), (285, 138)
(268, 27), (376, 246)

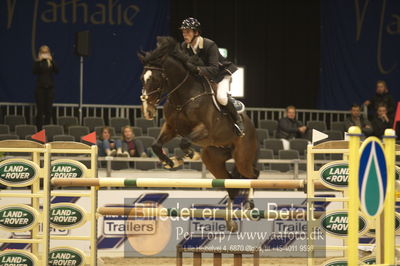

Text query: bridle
(140, 65), (189, 106)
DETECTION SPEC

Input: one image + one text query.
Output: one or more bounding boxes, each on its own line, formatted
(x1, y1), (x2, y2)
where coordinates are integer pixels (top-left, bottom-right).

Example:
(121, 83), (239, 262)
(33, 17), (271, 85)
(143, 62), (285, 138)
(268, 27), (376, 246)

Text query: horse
(138, 36), (259, 231)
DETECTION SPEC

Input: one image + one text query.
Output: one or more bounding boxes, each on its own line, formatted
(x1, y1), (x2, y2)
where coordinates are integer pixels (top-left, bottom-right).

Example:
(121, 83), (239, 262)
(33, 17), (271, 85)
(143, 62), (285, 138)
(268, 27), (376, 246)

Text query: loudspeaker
(75, 31), (90, 56)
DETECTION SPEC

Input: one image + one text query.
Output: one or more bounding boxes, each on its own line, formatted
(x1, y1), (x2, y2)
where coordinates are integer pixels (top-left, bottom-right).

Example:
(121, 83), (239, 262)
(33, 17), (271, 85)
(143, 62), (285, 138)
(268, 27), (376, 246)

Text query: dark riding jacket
(181, 37), (237, 83)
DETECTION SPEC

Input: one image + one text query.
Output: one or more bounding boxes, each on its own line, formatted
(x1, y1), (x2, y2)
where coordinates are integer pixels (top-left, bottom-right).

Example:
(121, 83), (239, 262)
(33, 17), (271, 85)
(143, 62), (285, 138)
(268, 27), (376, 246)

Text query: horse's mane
(141, 36), (204, 68)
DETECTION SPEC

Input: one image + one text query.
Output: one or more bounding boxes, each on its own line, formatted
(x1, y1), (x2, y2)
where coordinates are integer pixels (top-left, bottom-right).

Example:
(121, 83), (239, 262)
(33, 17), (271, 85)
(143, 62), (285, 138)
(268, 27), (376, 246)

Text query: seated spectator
(371, 104), (392, 137)
(276, 105), (307, 149)
(364, 80), (395, 119)
(276, 105), (307, 140)
(344, 104), (373, 136)
(97, 126), (125, 156)
(121, 126), (146, 157)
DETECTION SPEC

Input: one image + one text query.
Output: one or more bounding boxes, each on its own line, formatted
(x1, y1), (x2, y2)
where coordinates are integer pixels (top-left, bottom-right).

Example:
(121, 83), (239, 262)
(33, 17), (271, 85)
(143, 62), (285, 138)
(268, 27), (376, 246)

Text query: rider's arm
(198, 42), (219, 78)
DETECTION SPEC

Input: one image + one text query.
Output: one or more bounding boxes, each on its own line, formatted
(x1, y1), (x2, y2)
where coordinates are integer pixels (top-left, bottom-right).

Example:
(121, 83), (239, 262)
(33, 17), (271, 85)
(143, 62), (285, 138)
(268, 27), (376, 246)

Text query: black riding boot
(225, 98), (245, 137)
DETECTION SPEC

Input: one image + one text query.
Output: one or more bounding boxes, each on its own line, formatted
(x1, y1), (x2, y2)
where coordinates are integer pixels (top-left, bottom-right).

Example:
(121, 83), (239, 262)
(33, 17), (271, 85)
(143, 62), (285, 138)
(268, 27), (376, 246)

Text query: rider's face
(182, 29), (196, 44)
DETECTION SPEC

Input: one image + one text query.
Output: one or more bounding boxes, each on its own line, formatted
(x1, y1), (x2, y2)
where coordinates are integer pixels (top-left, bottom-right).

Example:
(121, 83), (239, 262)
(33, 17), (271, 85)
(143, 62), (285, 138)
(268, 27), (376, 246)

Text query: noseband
(140, 66), (189, 105)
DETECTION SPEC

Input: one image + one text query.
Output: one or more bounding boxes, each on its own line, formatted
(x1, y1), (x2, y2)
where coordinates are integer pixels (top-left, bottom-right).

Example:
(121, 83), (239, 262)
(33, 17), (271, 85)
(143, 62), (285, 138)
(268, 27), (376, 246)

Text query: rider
(179, 17), (245, 137)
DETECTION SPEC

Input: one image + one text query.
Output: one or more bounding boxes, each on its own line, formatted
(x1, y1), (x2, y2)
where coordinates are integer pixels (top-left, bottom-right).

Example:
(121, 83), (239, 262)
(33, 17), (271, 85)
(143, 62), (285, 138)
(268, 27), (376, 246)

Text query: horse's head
(139, 60), (166, 120)
(138, 37), (177, 120)
(139, 36), (193, 120)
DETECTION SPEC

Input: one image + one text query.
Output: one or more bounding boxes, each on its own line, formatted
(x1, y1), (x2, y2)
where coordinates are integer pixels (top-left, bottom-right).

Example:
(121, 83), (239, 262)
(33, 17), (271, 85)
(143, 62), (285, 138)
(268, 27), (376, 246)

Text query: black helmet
(180, 17), (201, 31)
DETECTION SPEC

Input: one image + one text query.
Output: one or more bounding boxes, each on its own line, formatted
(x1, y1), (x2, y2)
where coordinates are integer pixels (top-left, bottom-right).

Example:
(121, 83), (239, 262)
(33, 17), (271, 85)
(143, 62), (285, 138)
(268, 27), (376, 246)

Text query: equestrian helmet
(180, 17), (201, 31)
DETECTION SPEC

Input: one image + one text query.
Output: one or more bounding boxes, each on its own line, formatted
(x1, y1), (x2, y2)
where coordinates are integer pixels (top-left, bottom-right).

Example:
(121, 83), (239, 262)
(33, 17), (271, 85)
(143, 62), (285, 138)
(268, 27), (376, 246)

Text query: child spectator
(97, 126), (125, 156)
(121, 126), (146, 157)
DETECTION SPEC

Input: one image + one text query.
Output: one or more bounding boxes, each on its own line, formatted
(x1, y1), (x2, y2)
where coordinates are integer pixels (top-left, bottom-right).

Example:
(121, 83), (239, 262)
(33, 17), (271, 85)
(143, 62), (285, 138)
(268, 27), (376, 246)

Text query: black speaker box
(75, 31), (90, 57)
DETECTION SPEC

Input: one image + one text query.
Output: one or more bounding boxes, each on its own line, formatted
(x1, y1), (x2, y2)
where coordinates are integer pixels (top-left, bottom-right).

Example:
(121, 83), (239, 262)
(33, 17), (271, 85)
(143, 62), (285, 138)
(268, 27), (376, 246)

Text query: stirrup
(233, 123), (245, 137)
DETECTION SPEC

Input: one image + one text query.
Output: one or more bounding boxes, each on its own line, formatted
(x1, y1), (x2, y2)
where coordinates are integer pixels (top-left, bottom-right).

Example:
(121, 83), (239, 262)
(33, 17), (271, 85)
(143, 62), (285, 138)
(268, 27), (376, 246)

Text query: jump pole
(51, 178), (305, 189)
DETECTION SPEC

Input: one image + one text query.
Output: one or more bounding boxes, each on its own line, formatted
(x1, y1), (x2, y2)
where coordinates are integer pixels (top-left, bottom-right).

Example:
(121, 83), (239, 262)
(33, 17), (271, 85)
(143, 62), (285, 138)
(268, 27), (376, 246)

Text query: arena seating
(0, 109), (397, 173)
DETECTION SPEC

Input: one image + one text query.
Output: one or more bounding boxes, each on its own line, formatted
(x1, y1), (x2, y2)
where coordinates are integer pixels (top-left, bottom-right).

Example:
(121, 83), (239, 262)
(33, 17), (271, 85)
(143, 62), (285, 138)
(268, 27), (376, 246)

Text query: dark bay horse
(139, 37), (259, 231)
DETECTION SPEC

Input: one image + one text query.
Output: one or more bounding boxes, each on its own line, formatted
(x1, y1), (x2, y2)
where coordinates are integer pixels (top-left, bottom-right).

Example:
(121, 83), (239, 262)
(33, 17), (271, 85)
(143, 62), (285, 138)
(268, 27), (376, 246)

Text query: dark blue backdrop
(320, 0), (400, 110)
(0, 0), (169, 105)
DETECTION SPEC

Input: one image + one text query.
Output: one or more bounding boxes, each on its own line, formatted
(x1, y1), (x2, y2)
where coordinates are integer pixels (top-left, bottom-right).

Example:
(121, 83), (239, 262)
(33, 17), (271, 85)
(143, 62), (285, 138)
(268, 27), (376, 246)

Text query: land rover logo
(50, 160), (87, 178)
(50, 203), (87, 229)
(0, 159), (39, 187)
(322, 258), (347, 266)
(319, 161), (348, 190)
(49, 247), (85, 266)
(0, 205), (38, 232)
(0, 249), (39, 266)
(320, 210), (368, 238)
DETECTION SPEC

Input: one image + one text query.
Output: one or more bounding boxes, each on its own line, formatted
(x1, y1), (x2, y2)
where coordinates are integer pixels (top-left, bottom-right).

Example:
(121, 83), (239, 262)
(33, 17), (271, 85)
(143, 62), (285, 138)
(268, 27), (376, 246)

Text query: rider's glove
(186, 62), (200, 75)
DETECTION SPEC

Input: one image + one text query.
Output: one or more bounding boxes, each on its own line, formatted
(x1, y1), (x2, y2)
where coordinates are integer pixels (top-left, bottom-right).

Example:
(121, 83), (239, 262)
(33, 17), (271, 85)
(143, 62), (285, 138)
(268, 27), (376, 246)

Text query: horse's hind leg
(233, 136), (259, 179)
(202, 146), (238, 232)
(201, 146), (231, 179)
(231, 136), (260, 209)
(201, 146), (241, 200)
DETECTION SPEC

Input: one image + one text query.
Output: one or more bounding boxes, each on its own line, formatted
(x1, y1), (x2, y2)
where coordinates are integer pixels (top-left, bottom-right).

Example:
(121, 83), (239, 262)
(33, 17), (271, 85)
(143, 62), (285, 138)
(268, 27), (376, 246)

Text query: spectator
(121, 126), (146, 157)
(344, 104), (373, 137)
(97, 127), (125, 156)
(364, 80), (395, 119)
(276, 105), (307, 149)
(32, 45), (58, 130)
(371, 104), (392, 137)
(276, 106), (307, 140)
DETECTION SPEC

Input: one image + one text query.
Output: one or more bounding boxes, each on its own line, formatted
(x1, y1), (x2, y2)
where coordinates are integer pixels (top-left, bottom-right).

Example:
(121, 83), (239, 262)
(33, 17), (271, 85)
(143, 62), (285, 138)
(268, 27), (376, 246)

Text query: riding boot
(225, 98), (245, 137)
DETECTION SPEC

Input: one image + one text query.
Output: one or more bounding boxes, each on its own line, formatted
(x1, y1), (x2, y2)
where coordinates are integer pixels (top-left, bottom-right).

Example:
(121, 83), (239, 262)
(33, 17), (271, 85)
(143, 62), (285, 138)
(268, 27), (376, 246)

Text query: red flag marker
(81, 131), (96, 144)
(31, 129), (46, 143)
(393, 101), (400, 129)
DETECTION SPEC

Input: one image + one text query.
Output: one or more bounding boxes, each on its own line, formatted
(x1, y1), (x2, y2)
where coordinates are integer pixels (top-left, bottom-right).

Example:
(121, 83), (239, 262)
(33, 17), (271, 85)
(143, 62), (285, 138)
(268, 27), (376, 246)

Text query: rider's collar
(187, 36), (203, 53)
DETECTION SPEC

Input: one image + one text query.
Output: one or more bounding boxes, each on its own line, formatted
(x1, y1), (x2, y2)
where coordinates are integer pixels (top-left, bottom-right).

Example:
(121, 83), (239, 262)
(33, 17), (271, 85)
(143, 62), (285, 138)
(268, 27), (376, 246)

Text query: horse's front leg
(152, 122), (176, 168)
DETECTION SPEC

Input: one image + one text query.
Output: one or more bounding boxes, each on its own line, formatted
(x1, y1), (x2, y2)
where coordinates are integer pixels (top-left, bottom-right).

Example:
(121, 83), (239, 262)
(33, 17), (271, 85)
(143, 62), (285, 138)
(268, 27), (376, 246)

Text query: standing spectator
(371, 104), (392, 137)
(344, 104), (373, 136)
(364, 80), (395, 119)
(97, 127), (125, 156)
(32, 45), (58, 130)
(276, 106), (307, 149)
(121, 126), (146, 157)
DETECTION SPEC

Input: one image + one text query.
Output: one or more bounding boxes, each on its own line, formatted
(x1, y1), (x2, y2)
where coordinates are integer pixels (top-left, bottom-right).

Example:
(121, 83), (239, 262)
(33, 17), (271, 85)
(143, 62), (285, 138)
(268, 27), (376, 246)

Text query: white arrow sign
(312, 129), (328, 144)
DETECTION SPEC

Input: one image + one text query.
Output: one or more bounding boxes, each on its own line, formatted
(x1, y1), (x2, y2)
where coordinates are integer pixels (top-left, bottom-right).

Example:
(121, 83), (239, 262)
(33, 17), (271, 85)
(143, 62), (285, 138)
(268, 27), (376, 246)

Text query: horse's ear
(137, 52), (145, 63)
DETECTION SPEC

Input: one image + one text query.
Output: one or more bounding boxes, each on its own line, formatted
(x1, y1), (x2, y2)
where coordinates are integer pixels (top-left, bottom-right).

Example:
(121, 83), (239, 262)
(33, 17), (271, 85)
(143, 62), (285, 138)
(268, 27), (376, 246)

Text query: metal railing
(0, 102), (350, 127)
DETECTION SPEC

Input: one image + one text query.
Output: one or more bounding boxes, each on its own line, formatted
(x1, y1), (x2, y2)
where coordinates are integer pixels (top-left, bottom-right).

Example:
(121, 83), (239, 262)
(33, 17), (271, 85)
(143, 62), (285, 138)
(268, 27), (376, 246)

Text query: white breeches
(216, 76), (231, 106)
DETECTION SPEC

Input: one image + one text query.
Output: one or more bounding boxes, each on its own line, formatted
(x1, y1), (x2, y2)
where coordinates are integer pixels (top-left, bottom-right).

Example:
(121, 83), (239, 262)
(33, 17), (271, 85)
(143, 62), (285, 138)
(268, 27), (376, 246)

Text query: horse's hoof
(184, 151), (201, 161)
(163, 157), (183, 169)
(162, 159), (175, 169)
(191, 151), (201, 160)
(226, 220), (238, 232)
